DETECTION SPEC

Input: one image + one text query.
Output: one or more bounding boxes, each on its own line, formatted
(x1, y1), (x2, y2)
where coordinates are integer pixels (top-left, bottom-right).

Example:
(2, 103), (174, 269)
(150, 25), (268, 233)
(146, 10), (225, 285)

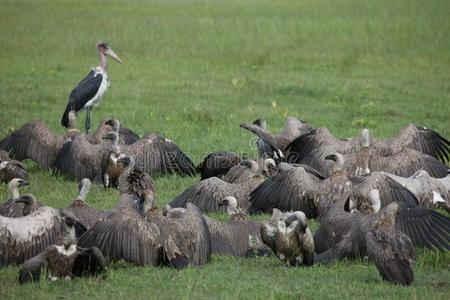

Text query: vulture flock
(0, 42), (449, 287)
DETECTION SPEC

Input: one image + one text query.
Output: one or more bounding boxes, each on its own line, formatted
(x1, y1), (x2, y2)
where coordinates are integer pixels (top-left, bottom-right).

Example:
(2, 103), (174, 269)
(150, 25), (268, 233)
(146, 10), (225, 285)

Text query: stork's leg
(85, 107), (92, 134)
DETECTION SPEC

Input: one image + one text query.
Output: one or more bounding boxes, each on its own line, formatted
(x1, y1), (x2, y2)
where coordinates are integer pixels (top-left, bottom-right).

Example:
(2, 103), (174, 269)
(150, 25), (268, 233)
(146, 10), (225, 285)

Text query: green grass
(0, 0), (450, 298)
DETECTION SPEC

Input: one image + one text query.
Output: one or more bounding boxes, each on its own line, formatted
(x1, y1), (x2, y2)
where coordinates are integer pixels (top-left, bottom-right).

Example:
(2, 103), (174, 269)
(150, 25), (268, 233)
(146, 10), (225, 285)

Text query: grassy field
(1, 0), (450, 298)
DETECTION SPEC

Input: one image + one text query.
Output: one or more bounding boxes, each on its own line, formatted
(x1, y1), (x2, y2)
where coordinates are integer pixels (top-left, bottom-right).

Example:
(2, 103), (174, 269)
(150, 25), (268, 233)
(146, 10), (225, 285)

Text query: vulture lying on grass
(19, 215), (107, 284)
(240, 117), (313, 160)
(56, 120), (196, 183)
(248, 154), (347, 218)
(0, 194), (86, 268)
(292, 129), (449, 178)
(170, 159), (275, 212)
(0, 150), (28, 183)
(78, 158), (210, 268)
(0, 115), (138, 171)
(204, 196), (269, 257)
(288, 125), (450, 164)
(261, 209), (314, 267)
(196, 151), (242, 180)
(386, 170), (450, 212)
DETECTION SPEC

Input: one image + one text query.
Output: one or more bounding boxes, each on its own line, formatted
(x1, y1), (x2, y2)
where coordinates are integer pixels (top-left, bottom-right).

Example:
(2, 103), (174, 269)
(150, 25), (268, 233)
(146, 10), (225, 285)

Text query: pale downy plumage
(0, 178), (33, 218)
(261, 209), (314, 266)
(0, 150), (28, 183)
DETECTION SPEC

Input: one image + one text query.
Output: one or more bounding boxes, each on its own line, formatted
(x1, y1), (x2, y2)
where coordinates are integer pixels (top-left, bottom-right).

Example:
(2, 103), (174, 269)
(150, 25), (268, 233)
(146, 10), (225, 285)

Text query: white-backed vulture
(196, 151), (242, 180)
(0, 178), (34, 218)
(315, 198), (416, 285)
(288, 125), (450, 164)
(294, 129), (449, 178)
(56, 126), (196, 182)
(0, 114), (137, 171)
(148, 203), (212, 268)
(314, 188), (450, 257)
(0, 194), (86, 268)
(386, 170), (450, 211)
(0, 150), (28, 183)
(204, 196), (269, 257)
(261, 209), (314, 266)
(77, 192), (163, 266)
(223, 158), (276, 183)
(169, 159), (273, 212)
(249, 155), (346, 218)
(240, 117), (313, 159)
(18, 215), (107, 284)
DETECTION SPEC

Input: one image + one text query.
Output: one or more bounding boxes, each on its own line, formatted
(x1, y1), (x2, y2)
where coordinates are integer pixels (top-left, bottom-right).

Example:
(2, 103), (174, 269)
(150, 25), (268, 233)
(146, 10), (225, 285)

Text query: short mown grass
(0, 0), (449, 299)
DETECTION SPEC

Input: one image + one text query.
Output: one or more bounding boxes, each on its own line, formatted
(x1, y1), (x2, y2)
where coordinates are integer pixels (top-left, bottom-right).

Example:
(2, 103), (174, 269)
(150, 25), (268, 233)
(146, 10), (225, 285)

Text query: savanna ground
(0, 0), (449, 299)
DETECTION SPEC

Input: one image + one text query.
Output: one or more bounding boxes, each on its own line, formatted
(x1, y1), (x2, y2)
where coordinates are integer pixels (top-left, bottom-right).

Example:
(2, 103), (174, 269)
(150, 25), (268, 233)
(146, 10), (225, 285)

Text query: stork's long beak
(105, 47), (123, 64)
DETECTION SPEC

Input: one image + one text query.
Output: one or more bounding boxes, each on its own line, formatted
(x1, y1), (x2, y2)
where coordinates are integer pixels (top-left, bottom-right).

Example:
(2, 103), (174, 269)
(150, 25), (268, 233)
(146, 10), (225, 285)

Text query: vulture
(170, 159), (275, 212)
(61, 41), (122, 134)
(288, 125), (450, 164)
(204, 196), (269, 257)
(386, 170), (450, 212)
(314, 187), (450, 258)
(261, 209), (314, 266)
(292, 129), (449, 178)
(77, 192), (163, 266)
(148, 203), (212, 268)
(66, 178), (108, 230)
(223, 158), (276, 183)
(240, 117), (313, 159)
(315, 194), (416, 285)
(196, 151), (242, 180)
(248, 154), (347, 218)
(0, 116), (137, 171)
(56, 126), (195, 182)
(0, 178), (39, 218)
(0, 194), (86, 268)
(19, 215), (107, 284)
(0, 150), (28, 183)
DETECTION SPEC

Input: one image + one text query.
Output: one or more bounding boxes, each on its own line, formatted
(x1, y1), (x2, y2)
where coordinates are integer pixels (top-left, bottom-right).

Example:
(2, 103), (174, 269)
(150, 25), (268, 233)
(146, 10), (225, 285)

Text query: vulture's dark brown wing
(395, 204), (450, 250)
(286, 128), (355, 163)
(170, 177), (259, 212)
(249, 167), (324, 217)
(373, 124), (450, 163)
(0, 208), (65, 267)
(18, 248), (51, 284)
(0, 198), (42, 218)
(77, 203), (163, 266)
(159, 204), (211, 266)
(314, 234), (353, 264)
(371, 149), (449, 178)
(366, 229), (415, 285)
(124, 133), (195, 176)
(0, 121), (67, 169)
(72, 246), (108, 278)
(349, 173), (419, 208)
(197, 151), (242, 180)
(240, 122), (281, 151)
(55, 134), (109, 182)
(67, 201), (108, 230)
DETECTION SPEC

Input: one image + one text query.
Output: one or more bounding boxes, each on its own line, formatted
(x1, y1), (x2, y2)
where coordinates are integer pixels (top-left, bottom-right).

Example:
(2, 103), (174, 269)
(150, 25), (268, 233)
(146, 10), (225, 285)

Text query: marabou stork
(61, 41), (122, 133)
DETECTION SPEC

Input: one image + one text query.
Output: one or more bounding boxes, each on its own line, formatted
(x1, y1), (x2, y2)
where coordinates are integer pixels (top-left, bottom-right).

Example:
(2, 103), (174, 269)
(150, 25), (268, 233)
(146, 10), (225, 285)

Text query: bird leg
(85, 107), (92, 134)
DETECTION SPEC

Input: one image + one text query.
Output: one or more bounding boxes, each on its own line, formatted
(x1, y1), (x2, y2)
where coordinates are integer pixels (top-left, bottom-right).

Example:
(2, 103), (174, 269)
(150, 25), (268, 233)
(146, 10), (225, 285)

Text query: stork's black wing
(61, 70), (103, 127)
